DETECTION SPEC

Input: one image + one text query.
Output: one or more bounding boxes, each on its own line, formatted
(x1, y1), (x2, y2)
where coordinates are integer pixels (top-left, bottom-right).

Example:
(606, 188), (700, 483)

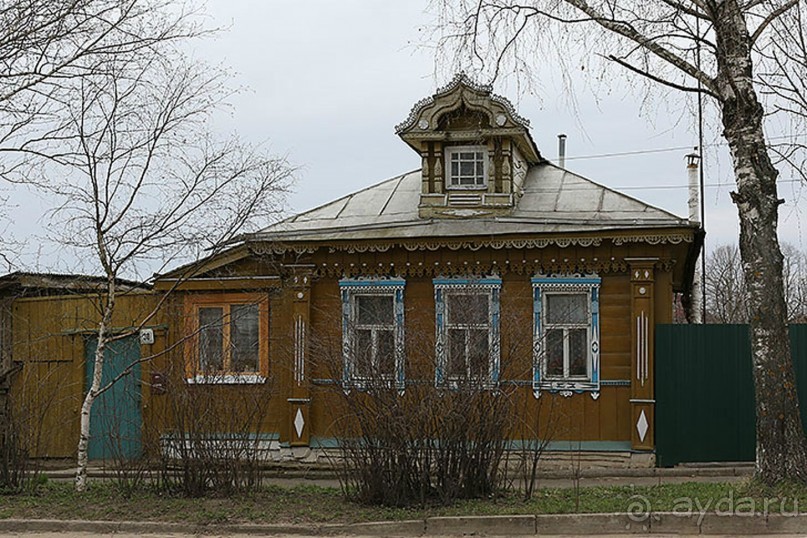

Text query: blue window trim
(532, 274), (601, 399)
(339, 278), (406, 394)
(433, 276), (502, 388)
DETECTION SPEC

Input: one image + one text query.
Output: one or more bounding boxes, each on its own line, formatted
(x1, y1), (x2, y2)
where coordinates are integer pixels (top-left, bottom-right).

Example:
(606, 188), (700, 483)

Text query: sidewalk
(1, 511), (805, 537)
(39, 460), (754, 489)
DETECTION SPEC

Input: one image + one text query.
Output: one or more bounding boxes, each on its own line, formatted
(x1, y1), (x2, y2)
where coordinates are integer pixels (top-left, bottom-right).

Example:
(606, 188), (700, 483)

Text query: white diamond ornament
(294, 408), (305, 438)
(636, 410), (649, 442)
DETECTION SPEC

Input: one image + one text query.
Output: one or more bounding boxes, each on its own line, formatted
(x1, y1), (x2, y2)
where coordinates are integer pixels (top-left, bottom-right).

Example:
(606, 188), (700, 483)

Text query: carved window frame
(434, 277), (501, 388)
(339, 278), (406, 392)
(532, 275), (600, 399)
(183, 293), (269, 384)
(445, 145), (488, 190)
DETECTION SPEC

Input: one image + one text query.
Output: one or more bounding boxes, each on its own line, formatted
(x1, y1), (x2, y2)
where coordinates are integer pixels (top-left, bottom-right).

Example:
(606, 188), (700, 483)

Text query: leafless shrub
(0, 361), (60, 494)
(512, 391), (561, 500)
(154, 352), (274, 498)
(327, 376), (512, 506)
(0, 386), (29, 493)
(312, 290), (552, 507)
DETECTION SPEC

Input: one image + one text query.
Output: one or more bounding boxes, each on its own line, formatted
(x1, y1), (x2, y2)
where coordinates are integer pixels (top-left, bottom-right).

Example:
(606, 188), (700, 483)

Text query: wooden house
(7, 76), (701, 466)
(152, 75), (701, 467)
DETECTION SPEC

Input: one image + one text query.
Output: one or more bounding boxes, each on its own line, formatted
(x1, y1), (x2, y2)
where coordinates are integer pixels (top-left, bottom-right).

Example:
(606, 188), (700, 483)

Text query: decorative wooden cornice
(248, 231), (694, 257)
(316, 257), (676, 279)
(395, 73), (531, 134)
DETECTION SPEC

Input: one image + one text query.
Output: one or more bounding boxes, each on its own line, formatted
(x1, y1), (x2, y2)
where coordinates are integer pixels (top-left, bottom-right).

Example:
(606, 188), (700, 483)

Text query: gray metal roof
(249, 163), (693, 243)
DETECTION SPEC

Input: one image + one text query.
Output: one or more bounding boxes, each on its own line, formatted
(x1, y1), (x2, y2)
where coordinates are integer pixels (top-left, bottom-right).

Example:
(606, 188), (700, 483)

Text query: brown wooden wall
(296, 239), (682, 446)
(9, 291), (161, 457)
(9, 235), (688, 458)
(305, 266), (637, 444)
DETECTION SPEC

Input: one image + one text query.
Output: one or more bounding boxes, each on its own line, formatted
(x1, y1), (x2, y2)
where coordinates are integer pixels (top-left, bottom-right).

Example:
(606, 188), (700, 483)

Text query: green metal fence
(655, 324), (807, 467)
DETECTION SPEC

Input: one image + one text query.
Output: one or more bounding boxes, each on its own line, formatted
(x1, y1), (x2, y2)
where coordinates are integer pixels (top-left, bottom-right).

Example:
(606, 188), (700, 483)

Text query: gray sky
(197, 1), (804, 247)
(7, 0), (807, 273)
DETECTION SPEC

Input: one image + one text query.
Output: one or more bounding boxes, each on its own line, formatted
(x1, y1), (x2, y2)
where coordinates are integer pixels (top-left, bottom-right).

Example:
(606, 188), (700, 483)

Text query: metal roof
(0, 271), (150, 295)
(249, 162), (694, 243)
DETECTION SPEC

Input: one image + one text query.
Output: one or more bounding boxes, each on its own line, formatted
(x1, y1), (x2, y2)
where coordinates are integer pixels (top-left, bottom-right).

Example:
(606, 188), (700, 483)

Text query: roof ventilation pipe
(686, 150), (702, 323)
(557, 134), (567, 169)
(686, 151), (701, 224)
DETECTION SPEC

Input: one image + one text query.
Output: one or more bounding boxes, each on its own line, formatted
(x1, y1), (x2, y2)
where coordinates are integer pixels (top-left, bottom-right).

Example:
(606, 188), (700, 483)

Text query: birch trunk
(715, 0), (807, 484)
(75, 278), (116, 492)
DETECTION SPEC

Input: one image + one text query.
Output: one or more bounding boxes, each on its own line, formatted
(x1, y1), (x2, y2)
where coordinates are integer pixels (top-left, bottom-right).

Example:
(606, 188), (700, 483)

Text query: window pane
(468, 328), (489, 379)
(356, 295), (393, 325)
(546, 294), (588, 324)
(231, 304), (259, 373)
(199, 307), (223, 372)
(449, 148), (486, 187)
(568, 329), (588, 376)
(546, 329), (564, 377)
(447, 329), (466, 378)
(447, 293), (488, 325)
(354, 329), (372, 377)
(377, 329), (395, 377)
(460, 161), (475, 176)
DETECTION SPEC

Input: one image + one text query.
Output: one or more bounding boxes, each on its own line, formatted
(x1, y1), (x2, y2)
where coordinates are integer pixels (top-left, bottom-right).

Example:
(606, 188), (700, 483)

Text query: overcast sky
(197, 1), (805, 248)
(7, 0), (806, 273)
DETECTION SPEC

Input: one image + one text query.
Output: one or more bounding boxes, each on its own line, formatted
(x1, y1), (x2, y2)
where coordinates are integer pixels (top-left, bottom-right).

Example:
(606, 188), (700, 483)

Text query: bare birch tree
(434, 0), (807, 484)
(0, 0), (203, 157)
(12, 41), (292, 490)
(0, 0), (206, 403)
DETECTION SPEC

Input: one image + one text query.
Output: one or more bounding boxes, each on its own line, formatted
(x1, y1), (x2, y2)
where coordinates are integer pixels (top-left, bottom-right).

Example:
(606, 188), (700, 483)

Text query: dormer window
(395, 74), (543, 217)
(446, 145), (487, 189)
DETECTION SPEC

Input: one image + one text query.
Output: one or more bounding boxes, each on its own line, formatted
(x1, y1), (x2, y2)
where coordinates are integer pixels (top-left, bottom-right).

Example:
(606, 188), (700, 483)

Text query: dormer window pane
(446, 145), (487, 189)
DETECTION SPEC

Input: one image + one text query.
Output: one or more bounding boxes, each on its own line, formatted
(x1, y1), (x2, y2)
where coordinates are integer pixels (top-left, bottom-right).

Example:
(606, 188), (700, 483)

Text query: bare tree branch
(751, 0), (798, 44)
(562, 0), (719, 94)
(607, 53), (720, 97)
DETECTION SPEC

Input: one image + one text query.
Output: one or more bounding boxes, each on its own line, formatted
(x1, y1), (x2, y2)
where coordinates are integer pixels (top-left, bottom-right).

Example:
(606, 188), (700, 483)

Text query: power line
(522, 177), (804, 193)
(615, 178), (804, 191)
(563, 134), (807, 162)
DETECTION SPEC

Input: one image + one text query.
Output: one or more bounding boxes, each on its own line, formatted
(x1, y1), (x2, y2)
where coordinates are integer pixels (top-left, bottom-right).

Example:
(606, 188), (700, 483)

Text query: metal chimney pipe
(558, 134), (567, 169)
(686, 151), (701, 224)
(686, 150), (702, 323)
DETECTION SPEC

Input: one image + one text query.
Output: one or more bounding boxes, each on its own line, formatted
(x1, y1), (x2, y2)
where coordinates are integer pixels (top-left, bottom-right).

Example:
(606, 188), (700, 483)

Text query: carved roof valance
(248, 231), (693, 256)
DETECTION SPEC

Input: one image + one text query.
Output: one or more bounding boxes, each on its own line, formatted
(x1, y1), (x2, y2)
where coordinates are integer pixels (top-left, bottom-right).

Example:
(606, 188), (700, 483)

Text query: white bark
(75, 277), (115, 492)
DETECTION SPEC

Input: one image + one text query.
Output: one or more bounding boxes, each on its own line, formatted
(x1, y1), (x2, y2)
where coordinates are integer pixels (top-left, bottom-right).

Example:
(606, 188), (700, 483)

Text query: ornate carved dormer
(396, 74), (543, 219)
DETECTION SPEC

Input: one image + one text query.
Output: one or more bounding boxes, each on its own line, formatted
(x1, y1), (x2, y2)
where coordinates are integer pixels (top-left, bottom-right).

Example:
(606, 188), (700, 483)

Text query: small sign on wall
(139, 328), (155, 345)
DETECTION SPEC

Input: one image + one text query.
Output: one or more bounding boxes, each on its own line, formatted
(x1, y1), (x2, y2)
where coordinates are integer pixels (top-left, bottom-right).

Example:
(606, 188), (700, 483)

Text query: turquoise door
(84, 335), (143, 460)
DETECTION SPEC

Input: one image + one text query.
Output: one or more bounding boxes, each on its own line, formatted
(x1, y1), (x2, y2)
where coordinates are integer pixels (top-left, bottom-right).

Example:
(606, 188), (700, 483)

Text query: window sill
(537, 379), (598, 392)
(445, 184), (488, 191)
(346, 377), (401, 390)
(439, 378), (498, 390)
(185, 374), (267, 385)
